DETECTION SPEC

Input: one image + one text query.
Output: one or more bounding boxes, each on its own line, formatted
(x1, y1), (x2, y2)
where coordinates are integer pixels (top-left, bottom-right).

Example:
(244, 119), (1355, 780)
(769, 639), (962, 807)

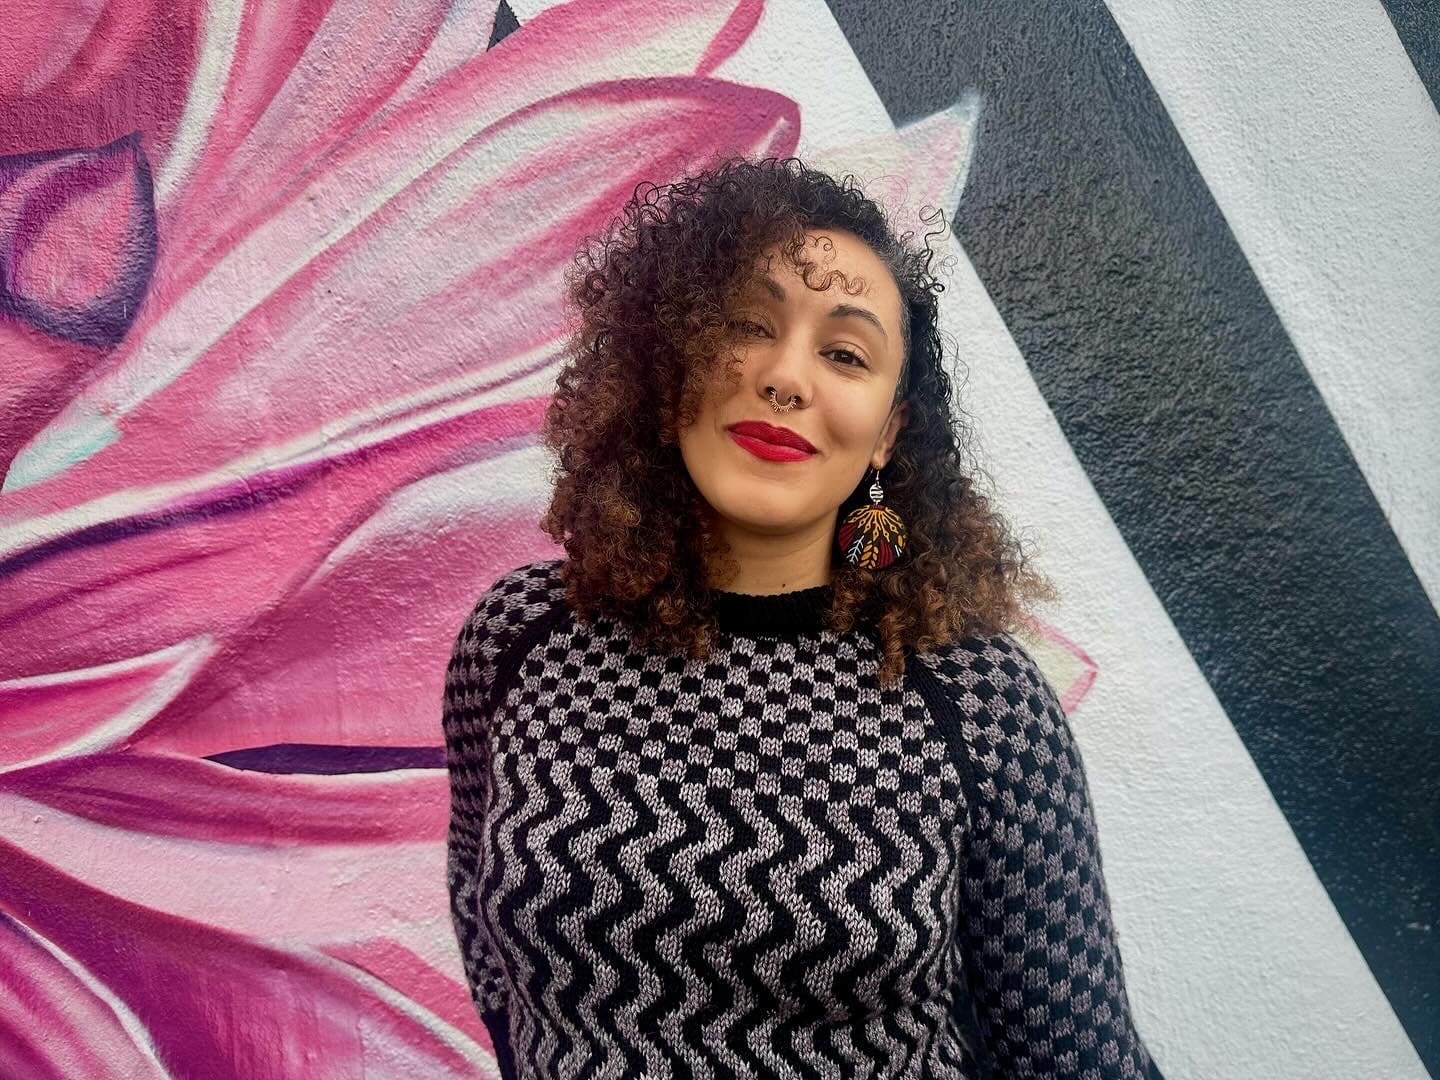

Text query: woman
(442, 155), (1160, 1078)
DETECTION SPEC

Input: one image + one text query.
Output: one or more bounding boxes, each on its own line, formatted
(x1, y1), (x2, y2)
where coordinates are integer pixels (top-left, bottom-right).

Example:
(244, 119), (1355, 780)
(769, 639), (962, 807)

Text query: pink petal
(0, 0), (204, 163)
(1015, 616), (1100, 714)
(0, 132), (157, 483)
(0, 836), (485, 1077)
(0, 912), (168, 1080)
(165, 0), (758, 267)
(159, 0), (447, 256)
(0, 778), (452, 949)
(137, 452), (561, 756)
(325, 936), (501, 1065)
(0, 638), (213, 769)
(0, 750), (446, 846)
(0, 743), (486, 1058)
(0, 393), (546, 686)
(378, 2), (511, 122)
(0, 322), (103, 483)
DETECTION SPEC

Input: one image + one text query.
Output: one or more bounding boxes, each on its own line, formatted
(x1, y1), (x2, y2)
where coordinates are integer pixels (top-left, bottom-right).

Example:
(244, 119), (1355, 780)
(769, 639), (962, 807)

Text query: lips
(726, 420), (816, 452)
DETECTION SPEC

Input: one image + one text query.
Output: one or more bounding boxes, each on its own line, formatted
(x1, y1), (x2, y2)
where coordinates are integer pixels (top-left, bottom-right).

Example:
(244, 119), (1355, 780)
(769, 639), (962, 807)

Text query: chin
(709, 484), (812, 531)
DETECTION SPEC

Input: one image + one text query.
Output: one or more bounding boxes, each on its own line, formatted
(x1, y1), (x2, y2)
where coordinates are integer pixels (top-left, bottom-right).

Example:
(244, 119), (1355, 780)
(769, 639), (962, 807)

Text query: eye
(724, 316), (771, 339)
(729, 317), (867, 369)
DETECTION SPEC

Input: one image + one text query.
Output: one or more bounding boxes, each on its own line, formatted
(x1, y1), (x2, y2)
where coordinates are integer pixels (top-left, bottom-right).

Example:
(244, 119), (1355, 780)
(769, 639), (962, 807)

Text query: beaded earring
(837, 467), (907, 569)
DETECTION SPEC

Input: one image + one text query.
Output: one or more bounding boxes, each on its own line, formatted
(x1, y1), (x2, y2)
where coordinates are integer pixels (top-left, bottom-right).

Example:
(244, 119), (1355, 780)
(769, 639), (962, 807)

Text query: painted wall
(2, 1), (1435, 1077)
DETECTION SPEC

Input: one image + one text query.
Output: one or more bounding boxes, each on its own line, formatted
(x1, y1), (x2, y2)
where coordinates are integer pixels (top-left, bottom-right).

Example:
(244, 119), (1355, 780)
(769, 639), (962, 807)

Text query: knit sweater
(442, 558), (1158, 1080)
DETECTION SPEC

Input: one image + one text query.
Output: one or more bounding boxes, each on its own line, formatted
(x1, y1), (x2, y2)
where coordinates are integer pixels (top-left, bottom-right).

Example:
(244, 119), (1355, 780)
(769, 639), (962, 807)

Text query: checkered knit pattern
(442, 559), (1157, 1079)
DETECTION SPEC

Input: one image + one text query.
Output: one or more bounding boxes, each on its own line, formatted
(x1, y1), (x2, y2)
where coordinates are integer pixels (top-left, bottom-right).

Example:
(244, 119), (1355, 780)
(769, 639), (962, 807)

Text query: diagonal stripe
(1379, 0), (1440, 111)
(1106, 0), (1440, 615)
(488, 1), (521, 50)
(826, 0), (1440, 1071)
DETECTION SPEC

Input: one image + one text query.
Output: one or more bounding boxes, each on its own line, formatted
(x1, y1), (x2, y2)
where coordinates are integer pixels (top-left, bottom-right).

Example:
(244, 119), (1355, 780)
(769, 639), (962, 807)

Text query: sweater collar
(710, 581), (835, 637)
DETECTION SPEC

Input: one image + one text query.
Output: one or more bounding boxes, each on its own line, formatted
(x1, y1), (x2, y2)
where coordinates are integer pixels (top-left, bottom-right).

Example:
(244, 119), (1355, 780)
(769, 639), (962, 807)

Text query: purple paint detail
(205, 743), (446, 774)
(0, 132), (157, 347)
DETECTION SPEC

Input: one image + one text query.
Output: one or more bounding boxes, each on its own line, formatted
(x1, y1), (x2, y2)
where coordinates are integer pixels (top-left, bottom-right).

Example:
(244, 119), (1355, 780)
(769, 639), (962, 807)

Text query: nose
(752, 336), (814, 406)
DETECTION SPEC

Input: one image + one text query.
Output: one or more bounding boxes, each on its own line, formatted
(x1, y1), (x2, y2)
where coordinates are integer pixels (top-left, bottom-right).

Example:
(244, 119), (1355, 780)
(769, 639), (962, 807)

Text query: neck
(706, 514), (838, 595)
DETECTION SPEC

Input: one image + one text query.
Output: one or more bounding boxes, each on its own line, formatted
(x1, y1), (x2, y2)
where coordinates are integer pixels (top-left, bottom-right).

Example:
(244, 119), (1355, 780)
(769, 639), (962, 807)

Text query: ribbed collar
(710, 581), (836, 637)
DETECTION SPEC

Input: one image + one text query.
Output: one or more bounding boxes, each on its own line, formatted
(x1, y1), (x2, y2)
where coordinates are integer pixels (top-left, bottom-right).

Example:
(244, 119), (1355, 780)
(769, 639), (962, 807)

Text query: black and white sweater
(442, 558), (1159, 1079)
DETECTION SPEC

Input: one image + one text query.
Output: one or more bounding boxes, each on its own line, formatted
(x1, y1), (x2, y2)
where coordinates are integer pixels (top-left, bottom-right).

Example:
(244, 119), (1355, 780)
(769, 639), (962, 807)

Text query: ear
(874, 399), (910, 468)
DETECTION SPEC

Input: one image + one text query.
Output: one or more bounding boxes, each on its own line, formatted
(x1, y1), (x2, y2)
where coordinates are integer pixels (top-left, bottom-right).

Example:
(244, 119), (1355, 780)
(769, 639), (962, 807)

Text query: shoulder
(910, 629), (1079, 794)
(911, 628), (1061, 719)
(457, 557), (569, 639)
(444, 558), (570, 703)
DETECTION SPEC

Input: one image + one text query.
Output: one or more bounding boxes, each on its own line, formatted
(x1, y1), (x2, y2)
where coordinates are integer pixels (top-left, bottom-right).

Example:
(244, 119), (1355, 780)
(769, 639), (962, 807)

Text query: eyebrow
(752, 273), (890, 344)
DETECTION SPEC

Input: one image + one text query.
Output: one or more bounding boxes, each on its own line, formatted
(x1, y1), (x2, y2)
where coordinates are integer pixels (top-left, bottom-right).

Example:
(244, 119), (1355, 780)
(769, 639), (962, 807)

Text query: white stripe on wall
(1107, 0), (1440, 619)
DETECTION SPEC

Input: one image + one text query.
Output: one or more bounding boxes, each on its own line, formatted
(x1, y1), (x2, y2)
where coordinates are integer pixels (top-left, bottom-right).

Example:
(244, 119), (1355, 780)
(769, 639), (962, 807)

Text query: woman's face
(678, 228), (910, 559)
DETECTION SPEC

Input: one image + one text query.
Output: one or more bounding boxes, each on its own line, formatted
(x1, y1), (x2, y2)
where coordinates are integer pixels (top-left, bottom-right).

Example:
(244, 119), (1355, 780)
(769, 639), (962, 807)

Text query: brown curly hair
(538, 153), (1057, 688)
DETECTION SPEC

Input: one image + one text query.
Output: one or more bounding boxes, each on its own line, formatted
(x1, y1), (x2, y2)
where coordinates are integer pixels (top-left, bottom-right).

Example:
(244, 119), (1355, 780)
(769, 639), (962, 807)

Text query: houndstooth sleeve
(935, 633), (1160, 1079)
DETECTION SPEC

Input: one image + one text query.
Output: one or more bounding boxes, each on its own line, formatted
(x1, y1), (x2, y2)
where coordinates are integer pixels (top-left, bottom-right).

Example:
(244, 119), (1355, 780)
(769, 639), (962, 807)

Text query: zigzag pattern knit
(442, 558), (1158, 1079)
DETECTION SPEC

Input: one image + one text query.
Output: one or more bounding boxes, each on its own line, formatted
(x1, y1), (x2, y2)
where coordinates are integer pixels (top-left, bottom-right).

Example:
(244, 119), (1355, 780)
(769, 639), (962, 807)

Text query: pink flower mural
(0, 0), (794, 1075)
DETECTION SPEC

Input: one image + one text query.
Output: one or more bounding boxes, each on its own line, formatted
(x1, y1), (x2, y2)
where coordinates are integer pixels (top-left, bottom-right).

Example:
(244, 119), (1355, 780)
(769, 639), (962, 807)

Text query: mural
(2, 0), (1435, 1078)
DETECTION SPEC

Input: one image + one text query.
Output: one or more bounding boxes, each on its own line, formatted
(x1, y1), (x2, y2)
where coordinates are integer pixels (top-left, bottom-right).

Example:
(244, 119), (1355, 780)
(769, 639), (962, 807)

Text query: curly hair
(538, 153), (1057, 688)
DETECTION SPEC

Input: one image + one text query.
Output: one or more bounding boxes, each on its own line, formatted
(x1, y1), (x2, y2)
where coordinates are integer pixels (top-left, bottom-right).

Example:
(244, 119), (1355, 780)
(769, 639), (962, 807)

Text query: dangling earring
(837, 466), (907, 569)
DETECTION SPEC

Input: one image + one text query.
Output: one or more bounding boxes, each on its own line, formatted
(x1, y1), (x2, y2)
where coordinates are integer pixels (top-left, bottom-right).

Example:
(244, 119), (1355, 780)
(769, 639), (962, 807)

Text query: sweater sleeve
(442, 571), (539, 1079)
(937, 634), (1160, 1079)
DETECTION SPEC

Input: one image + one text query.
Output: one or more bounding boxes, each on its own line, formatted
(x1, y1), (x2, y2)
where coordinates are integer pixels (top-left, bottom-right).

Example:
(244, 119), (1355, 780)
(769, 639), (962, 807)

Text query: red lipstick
(726, 420), (817, 462)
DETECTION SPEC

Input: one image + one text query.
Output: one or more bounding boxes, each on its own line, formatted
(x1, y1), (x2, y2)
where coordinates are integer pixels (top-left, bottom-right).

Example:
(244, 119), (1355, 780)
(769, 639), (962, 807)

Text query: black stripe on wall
(488, 0), (522, 50)
(1379, 0), (1440, 112)
(827, 0), (1440, 1069)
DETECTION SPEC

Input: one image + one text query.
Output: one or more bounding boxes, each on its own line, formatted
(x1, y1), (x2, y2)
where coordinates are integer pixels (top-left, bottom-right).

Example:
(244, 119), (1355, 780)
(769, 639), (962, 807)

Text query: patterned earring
(837, 466), (907, 569)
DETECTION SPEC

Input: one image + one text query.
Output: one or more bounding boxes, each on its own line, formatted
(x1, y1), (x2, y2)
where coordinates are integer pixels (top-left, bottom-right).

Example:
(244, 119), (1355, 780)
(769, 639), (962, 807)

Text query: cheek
(822, 401), (886, 455)
(689, 392), (728, 442)
(696, 364), (740, 416)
